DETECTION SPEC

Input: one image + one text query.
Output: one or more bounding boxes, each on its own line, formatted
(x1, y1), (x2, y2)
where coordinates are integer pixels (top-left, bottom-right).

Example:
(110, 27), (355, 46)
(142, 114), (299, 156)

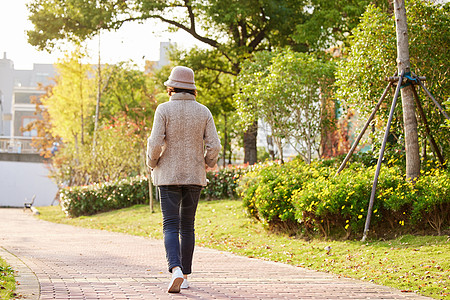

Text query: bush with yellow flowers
(239, 158), (449, 238)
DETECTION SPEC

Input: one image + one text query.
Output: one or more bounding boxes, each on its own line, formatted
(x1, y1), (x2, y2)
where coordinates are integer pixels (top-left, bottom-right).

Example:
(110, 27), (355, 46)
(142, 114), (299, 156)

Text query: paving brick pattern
(0, 208), (431, 300)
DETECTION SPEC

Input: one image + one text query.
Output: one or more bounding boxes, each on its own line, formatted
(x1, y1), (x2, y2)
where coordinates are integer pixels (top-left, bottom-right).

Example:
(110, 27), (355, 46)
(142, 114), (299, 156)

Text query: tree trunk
(394, 0), (420, 180)
(243, 121), (258, 165)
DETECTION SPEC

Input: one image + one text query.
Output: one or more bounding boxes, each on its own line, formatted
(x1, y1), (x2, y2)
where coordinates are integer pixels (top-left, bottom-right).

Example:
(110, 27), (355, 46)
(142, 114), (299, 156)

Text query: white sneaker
(181, 279), (190, 289)
(168, 268), (184, 293)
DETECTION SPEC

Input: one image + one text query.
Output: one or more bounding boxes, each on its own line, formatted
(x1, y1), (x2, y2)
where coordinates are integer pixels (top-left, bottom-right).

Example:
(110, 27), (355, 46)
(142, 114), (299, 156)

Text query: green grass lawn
(37, 200), (449, 299)
(0, 257), (16, 299)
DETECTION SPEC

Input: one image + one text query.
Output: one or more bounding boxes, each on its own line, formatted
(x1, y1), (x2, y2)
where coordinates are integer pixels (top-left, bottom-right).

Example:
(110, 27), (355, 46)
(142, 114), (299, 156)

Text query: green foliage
(101, 62), (157, 130)
(60, 176), (151, 217)
(336, 0), (450, 159)
(293, 0), (391, 51)
(239, 158), (450, 237)
(234, 50), (275, 130)
(239, 159), (330, 224)
(235, 48), (336, 163)
(60, 164), (251, 217)
(0, 260), (16, 299)
(202, 165), (249, 200)
(27, 0), (308, 73)
(52, 118), (148, 186)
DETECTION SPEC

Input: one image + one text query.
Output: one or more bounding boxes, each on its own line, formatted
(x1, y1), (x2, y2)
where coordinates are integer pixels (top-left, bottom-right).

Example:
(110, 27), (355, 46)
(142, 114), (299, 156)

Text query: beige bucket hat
(164, 66), (197, 90)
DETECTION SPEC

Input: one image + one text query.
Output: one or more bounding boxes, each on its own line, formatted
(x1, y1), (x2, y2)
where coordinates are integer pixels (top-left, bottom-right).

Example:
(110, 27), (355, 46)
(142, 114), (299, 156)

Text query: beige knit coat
(146, 93), (221, 186)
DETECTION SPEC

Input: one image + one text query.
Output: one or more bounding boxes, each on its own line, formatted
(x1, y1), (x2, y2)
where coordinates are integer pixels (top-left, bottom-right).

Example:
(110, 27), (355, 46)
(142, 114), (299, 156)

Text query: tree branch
(155, 15), (220, 48)
(184, 0), (196, 31)
(111, 13), (241, 73)
(248, 29), (267, 51)
(239, 19), (247, 46)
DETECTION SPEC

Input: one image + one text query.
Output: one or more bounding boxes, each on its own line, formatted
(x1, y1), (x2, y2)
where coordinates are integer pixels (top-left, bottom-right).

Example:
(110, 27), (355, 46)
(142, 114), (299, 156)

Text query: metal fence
(0, 137), (39, 154)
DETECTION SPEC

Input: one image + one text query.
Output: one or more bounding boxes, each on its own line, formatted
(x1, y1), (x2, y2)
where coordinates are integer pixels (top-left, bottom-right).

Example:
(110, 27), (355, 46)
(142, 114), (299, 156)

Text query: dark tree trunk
(243, 121), (258, 165)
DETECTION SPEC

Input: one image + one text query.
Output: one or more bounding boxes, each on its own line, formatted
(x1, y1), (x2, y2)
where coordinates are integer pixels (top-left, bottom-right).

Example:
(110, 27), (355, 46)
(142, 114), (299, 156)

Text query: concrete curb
(0, 247), (40, 300)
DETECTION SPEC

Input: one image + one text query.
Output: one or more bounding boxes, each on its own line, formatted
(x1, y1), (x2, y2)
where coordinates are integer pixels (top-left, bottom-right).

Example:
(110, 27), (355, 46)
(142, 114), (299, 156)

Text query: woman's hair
(167, 87), (197, 97)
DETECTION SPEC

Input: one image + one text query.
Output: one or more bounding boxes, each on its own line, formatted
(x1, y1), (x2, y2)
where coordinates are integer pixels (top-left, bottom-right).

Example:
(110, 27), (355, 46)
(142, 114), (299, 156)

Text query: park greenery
(5, 1), (447, 299)
(59, 156), (449, 241)
(235, 48), (336, 163)
(27, 0), (398, 164)
(239, 157), (449, 238)
(22, 0), (449, 230)
(336, 1), (450, 160)
(35, 202), (449, 299)
(24, 0), (448, 183)
(0, 258), (16, 299)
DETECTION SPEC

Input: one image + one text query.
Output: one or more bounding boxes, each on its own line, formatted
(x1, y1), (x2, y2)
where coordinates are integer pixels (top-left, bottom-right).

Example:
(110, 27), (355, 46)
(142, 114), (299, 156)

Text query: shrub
(292, 163), (375, 237)
(411, 166), (450, 235)
(239, 158), (450, 238)
(202, 164), (249, 200)
(239, 159), (331, 227)
(60, 164), (250, 217)
(60, 176), (150, 217)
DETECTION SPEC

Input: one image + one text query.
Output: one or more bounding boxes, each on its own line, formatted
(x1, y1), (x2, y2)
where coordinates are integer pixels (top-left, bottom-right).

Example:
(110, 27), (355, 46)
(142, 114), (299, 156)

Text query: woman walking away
(147, 66), (221, 293)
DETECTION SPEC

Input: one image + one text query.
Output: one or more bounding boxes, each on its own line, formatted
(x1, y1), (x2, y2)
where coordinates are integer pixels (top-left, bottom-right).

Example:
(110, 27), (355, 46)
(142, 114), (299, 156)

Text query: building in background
(0, 52), (55, 143)
(0, 53), (57, 207)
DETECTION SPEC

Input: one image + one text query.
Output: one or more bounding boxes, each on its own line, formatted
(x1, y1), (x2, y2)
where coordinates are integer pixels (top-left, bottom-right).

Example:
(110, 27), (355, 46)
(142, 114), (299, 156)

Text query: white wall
(0, 161), (58, 207)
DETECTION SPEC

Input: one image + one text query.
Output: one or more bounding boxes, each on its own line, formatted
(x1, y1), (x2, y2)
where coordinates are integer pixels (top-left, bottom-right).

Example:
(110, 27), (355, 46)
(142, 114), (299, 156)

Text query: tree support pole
(362, 70), (404, 242)
(411, 84), (445, 167)
(414, 74), (450, 121)
(335, 82), (393, 176)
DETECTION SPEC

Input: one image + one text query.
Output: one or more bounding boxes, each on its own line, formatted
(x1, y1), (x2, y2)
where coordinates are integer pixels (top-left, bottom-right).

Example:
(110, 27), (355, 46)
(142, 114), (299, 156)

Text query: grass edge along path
(0, 256), (17, 299)
(36, 200), (449, 300)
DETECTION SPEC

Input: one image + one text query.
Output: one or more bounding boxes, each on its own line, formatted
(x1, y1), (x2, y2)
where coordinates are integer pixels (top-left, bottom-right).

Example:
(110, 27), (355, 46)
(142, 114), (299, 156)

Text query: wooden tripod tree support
(361, 70), (405, 241)
(334, 70), (449, 241)
(339, 0), (450, 241)
(335, 81), (393, 176)
(411, 84), (445, 168)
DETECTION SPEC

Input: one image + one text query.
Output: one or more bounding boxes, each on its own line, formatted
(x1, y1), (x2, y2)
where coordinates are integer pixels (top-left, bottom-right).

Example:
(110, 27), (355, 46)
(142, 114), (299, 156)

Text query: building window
(22, 117), (38, 137)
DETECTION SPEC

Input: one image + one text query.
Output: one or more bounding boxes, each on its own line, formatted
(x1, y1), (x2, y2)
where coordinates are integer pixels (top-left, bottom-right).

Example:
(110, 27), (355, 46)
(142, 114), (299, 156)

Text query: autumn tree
(46, 50), (96, 149)
(22, 84), (61, 159)
(34, 50), (157, 185)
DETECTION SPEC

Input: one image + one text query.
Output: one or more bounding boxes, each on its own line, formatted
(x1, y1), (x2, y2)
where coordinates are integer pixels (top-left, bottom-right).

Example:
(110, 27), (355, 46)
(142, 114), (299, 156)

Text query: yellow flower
(345, 224), (350, 230)
(358, 215), (363, 219)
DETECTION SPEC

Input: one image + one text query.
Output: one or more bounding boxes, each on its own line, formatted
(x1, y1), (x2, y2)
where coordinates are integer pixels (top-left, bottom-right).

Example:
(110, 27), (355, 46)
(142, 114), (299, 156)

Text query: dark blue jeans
(158, 185), (202, 275)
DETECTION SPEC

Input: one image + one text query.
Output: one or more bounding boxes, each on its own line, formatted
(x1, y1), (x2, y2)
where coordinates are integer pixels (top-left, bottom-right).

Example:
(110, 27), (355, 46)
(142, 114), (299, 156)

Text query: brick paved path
(0, 208), (430, 300)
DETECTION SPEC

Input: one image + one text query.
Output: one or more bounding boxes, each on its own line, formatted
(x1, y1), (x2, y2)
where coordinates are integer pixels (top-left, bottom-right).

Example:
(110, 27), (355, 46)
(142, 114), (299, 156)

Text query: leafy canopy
(335, 0), (450, 159)
(235, 48), (335, 163)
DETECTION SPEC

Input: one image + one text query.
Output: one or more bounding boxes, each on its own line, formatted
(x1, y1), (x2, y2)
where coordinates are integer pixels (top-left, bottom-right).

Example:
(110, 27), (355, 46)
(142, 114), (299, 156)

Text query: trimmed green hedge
(60, 176), (150, 217)
(239, 158), (450, 237)
(60, 165), (247, 217)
